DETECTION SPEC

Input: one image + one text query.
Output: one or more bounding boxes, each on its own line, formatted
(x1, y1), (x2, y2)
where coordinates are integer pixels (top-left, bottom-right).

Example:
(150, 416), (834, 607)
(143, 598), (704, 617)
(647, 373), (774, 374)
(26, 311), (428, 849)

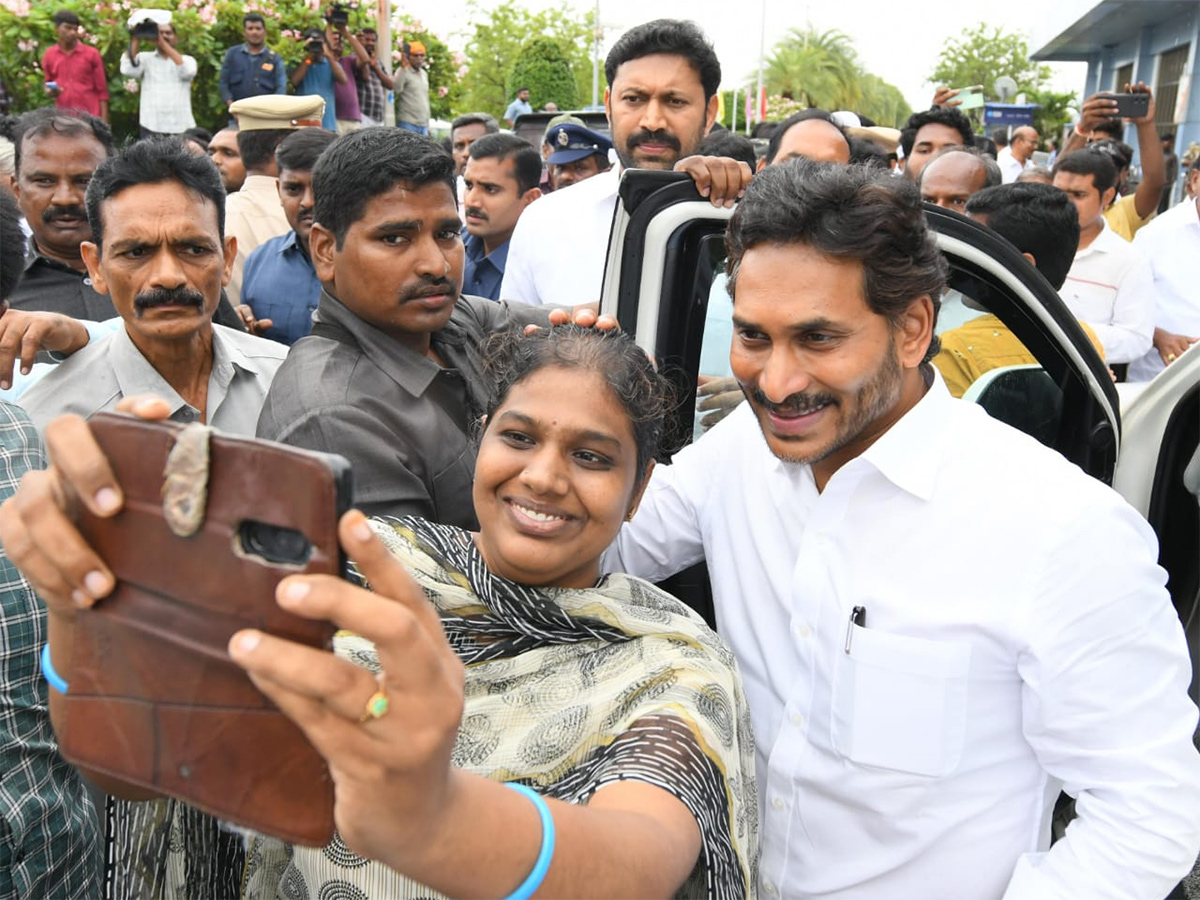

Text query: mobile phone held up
(954, 85), (985, 110)
(64, 413), (353, 846)
(1097, 91), (1150, 119)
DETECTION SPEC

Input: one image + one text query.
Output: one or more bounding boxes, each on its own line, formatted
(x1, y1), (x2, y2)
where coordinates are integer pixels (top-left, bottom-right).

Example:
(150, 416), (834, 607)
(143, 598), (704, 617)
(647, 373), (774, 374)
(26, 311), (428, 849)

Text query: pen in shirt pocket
(844, 605), (867, 654)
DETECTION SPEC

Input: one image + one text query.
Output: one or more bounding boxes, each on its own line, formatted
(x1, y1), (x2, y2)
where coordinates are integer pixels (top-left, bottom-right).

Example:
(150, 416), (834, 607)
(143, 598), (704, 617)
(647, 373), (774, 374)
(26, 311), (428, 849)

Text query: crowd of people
(1, 9), (1200, 900)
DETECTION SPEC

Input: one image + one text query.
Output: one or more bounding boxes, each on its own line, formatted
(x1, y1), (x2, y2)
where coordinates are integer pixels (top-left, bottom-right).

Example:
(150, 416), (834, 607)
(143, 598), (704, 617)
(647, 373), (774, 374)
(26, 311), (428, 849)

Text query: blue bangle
(41, 643), (69, 695)
(502, 782), (555, 900)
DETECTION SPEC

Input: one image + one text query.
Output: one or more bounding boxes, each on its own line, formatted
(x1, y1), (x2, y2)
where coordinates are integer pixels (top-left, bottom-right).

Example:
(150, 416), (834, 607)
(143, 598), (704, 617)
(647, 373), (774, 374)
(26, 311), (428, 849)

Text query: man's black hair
(359, 26), (377, 35)
(313, 128), (455, 248)
(899, 107), (974, 157)
(184, 126), (212, 148)
(451, 112), (500, 136)
(13, 107), (114, 175)
(517, 86), (530, 93)
(726, 160), (947, 363)
(990, 128), (1008, 148)
(849, 137), (890, 170)
(764, 109), (850, 164)
(467, 132), (542, 195)
(0, 189), (25, 300)
(243, 12), (266, 26)
(698, 131), (756, 173)
(1052, 149), (1118, 195)
(53, 9), (80, 27)
(85, 138), (226, 252)
(966, 183), (1080, 290)
(1092, 118), (1123, 140)
(1087, 138), (1132, 174)
(275, 128), (337, 174)
(604, 19), (720, 101)
(237, 128), (291, 172)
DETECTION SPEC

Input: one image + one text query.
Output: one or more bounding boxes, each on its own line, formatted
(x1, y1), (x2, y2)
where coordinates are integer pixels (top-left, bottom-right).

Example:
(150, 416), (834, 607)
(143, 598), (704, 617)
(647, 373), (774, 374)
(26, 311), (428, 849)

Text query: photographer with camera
(395, 39), (430, 135)
(322, 5), (372, 133)
(120, 13), (197, 138)
(289, 28), (343, 132)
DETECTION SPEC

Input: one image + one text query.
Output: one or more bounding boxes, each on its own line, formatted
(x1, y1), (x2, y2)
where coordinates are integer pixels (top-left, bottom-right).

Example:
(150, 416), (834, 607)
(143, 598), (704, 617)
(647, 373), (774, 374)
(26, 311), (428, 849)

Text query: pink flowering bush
(1, 0), (460, 136)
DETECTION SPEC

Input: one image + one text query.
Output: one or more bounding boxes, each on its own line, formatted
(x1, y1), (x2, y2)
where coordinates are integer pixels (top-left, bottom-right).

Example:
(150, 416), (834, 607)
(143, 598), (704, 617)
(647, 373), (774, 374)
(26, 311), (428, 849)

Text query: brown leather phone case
(62, 413), (353, 847)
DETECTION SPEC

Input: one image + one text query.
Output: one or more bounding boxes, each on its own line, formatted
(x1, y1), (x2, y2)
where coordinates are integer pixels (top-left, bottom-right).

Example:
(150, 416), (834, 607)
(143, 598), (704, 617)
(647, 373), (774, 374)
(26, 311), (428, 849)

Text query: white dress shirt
(119, 50), (197, 134)
(1059, 220), (1155, 364)
(997, 148), (1026, 183)
(605, 375), (1200, 899)
(1129, 196), (1200, 381)
(499, 166), (619, 306)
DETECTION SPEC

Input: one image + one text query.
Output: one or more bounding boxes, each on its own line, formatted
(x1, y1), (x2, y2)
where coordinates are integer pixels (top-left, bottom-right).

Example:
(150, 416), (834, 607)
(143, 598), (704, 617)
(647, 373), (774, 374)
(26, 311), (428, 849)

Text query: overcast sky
(409, 0), (1090, 113)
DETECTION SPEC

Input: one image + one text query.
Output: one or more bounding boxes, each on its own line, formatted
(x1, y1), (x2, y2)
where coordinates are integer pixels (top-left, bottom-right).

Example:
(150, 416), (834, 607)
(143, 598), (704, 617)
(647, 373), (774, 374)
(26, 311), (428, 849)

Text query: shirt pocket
(831, 626), (971, 777)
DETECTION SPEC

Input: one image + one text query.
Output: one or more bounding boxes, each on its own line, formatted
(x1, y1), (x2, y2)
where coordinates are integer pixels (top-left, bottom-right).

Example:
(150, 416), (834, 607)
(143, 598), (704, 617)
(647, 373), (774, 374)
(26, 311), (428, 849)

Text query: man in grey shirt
(21, 135), (285, 435)
(394, 41), (430, 134)
(257, 128), (547, 525)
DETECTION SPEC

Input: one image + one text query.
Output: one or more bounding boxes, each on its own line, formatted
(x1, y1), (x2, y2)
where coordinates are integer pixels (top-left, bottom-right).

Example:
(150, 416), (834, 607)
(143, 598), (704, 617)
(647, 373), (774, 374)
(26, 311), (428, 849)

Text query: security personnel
(545, 122), (613, 191)
(224, 94), (326, 304)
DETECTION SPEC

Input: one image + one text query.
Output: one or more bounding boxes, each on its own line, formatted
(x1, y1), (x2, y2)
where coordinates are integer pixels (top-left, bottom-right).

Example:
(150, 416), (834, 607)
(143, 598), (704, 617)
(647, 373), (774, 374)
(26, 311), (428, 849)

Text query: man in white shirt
(500, 19), (748, 307)
(606, 160), (1200, 898)
(1129, 155), (1200, 380)
(999, 125), (1038, 182)
(1052, 149), (1155, 367)
(119, 19), (197, 138)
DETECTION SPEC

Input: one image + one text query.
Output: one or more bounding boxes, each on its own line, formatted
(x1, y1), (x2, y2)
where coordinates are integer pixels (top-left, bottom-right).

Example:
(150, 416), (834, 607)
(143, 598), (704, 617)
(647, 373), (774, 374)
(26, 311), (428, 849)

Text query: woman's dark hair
(312, 128), (455, 248)
(604, 19), (720, 101)
(275, 127), (337, 173)
(481, 326), (674, 483)
(726, 159), (948, 363)
(86, 138), (225, 252)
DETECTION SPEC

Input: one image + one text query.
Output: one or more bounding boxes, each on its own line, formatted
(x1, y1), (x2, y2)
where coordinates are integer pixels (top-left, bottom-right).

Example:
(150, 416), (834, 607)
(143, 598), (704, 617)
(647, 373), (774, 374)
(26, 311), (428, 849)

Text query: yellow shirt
(1103, 193), (1155, 242)
(934, 314), (1105, 399)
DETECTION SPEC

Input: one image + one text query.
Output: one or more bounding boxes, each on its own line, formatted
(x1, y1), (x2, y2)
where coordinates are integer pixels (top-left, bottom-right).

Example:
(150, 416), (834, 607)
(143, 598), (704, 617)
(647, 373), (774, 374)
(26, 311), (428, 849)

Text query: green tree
(930, 24), (1077, 146)
(507, 37), (577, 111)
(857, 74), (912, 129)
(763, 27), (862, 111)
(458, 0), (596, 118)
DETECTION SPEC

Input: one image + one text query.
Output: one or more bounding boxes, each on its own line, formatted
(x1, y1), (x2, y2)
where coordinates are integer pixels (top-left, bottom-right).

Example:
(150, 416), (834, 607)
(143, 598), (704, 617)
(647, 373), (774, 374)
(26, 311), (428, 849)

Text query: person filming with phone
(119, 13), (197, 139)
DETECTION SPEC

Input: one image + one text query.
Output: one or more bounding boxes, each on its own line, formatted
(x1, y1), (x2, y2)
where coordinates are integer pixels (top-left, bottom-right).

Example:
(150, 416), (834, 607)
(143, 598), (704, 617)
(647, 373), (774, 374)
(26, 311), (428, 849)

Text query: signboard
(983, 103), (1039, 128)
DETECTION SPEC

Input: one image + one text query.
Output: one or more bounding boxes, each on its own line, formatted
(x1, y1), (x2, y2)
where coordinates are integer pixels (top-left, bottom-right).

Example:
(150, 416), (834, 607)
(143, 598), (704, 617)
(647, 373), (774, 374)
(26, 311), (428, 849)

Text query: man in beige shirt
(225, 95), (325, 302)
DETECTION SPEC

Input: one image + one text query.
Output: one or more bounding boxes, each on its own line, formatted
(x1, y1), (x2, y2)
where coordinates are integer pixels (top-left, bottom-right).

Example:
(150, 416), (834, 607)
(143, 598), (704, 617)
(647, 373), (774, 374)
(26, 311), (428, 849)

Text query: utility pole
(591, 0), (601, 108)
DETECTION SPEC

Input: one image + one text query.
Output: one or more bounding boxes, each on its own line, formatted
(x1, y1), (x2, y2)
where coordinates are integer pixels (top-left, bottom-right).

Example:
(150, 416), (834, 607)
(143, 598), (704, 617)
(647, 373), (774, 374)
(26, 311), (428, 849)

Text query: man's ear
(309, 222), (337, 283)
(1101, 186), (1117, 210)
(603, 87), (612, 126)
(520, 186), (542, 209)
(1021, 251), (1037, 268)
(897, 295), (935, 368)
(704, 94), (719, 136)
(221, 234), (237, 287)
(79, 241), (111, 296)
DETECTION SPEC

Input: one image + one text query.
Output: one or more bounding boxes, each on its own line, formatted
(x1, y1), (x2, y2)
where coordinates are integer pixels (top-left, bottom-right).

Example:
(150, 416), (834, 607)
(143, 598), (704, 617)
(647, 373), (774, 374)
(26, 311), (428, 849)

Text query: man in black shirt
(257, 129), (550, 525)
(9, 108), (116, 319)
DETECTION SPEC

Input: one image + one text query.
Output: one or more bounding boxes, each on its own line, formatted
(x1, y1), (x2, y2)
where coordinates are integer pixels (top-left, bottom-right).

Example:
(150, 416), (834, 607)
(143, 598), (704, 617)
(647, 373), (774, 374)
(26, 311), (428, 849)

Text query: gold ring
(358, 681), (389, 723)
(1167, 353), (1177, 362)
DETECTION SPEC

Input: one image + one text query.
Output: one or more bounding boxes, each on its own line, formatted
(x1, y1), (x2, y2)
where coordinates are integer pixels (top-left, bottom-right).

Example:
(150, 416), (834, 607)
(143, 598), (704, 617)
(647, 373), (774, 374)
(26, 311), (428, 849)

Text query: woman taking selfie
(11, 326), (758, 899)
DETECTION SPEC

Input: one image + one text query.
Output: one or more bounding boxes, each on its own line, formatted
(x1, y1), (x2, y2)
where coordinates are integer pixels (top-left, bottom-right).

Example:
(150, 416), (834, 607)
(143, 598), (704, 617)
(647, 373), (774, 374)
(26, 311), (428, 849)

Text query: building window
(1155, 44), (1190, 127)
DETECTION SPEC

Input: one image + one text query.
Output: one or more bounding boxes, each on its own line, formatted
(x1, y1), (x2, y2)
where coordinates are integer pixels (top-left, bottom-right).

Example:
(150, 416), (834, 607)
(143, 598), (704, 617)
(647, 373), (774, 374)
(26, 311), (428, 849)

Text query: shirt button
(771, 796), (785, 811)
(83, 277), (93, 286)
(795, 623), (812, 639)
(764, 881), (778, 896)
(790, 712), (804, 727)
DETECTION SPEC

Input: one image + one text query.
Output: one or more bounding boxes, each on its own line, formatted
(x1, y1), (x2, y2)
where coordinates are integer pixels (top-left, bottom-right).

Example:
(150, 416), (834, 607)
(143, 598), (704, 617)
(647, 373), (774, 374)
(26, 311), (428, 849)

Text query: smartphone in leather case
(64, 413), (353, 847)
